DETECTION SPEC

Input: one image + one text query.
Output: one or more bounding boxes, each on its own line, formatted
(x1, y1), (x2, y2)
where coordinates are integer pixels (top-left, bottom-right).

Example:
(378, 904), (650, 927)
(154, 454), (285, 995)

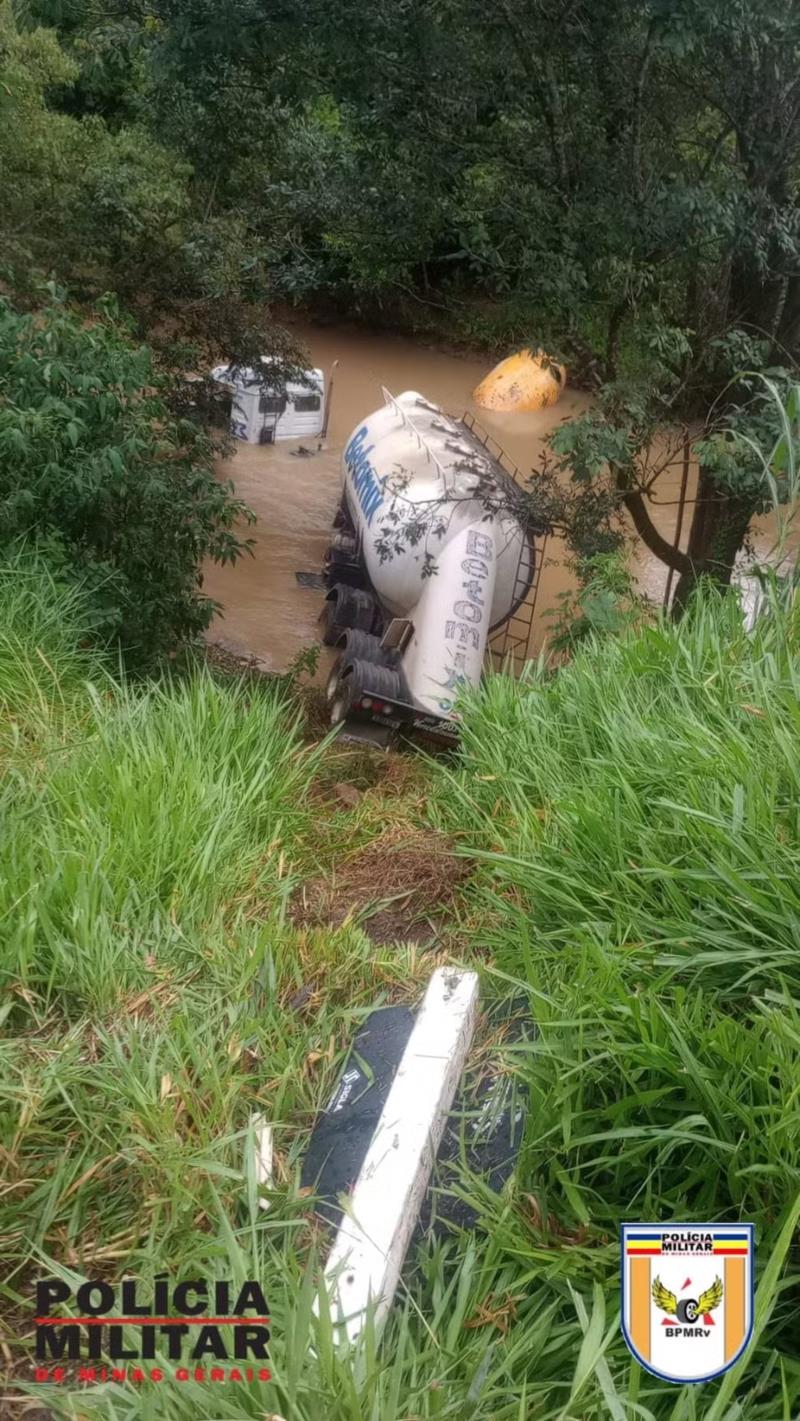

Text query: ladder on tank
(460, 410), (547, 671)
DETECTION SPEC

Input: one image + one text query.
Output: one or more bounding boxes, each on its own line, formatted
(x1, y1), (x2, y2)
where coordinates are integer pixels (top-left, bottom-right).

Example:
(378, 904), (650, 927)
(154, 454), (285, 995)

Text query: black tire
(340, 659), (405, 704)
(324, 532), (360, 575)
(328, 659), (405, 728)
(335, 628), (397, 664)
(321, 585), (379, 646)
(333, 495), (355, 534)
(676, 1298), (699, 1324)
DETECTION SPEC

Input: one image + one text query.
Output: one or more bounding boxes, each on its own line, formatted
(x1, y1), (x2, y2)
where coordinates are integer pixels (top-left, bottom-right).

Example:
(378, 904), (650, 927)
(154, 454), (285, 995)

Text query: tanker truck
(321, 389), (538, 745)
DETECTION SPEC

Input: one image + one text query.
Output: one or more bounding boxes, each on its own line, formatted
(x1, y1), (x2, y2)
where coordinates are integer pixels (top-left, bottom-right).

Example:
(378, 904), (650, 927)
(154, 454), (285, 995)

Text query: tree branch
(614, 469), (692, 573)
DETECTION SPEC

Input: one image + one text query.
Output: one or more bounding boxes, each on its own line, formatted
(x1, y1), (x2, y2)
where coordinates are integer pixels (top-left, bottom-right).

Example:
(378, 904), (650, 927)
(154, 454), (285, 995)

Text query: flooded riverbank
(203, 320), (794, 672)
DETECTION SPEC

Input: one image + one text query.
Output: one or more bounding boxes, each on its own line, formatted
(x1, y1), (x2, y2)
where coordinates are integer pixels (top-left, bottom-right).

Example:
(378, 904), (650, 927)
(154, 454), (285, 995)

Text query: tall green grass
(0, 557), (316, 1018)
(432, 583), (800, 1418)
(3, 558), (799, 1419)
(3, 559), (555, 1421)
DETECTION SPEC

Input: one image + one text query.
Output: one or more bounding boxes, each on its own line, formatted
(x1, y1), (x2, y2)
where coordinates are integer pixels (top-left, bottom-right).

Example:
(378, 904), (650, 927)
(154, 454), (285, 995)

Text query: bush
(0, 295), (252, 664)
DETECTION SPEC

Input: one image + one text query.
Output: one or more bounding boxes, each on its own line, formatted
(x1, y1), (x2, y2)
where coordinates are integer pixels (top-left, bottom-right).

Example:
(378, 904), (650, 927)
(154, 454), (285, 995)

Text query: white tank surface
(328, 390), (536, 725)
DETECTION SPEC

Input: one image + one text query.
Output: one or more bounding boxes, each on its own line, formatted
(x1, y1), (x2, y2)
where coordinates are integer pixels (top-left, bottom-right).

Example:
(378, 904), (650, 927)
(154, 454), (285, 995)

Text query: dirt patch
(291, 826), (471, 945)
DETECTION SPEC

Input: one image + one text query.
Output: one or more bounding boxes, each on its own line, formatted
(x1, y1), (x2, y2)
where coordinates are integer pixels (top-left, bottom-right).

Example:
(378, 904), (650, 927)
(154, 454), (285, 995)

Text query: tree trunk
(776, 272), (800, 362)
(727, 154), (792, 352)
(670, 466), (757, 614)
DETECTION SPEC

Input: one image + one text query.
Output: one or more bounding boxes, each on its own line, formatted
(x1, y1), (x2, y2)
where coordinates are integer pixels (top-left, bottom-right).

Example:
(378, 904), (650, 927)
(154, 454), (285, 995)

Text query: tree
(548, 361), (799, 611)
(558, 0), (800, 607)
(0, 0), (190, 295)
(1, 0), (306, 382)
(0, 295), (253, 664)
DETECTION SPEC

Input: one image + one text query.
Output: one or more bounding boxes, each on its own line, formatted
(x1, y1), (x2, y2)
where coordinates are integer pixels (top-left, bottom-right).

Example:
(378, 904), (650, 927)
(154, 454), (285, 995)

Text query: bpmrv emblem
(621, 1223), (754, 1383)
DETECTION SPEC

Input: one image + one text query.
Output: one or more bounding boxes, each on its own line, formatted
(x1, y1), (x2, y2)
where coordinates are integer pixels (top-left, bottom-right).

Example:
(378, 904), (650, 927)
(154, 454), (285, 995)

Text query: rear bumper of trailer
(338, 690), (461, 748)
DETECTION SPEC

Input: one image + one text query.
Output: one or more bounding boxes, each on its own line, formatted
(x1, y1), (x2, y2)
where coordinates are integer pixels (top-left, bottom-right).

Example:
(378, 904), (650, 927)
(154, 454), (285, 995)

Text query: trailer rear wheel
(330, 678), (355, 726)
(333, 628), (398, 665)
(328, 658), (405, 729)
(321, 584), (380, 646)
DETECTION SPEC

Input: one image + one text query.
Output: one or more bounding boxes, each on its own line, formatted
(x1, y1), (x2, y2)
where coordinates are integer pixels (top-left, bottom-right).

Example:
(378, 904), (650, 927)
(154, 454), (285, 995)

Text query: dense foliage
(0, 0), (188, 302)
(0, 298), (251, 661)
(5, 0), (799, 599)
(20, 0), (797, 363)
(0, 0), (303, 371)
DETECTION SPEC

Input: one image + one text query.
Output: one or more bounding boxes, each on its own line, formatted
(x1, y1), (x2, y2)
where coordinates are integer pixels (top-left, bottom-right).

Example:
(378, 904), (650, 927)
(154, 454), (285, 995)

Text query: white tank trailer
(322, 389), (538, 744)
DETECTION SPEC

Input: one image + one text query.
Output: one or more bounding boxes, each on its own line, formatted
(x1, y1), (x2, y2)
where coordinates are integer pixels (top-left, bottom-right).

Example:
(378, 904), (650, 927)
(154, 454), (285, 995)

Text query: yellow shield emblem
(621, 1223), (754, 1383)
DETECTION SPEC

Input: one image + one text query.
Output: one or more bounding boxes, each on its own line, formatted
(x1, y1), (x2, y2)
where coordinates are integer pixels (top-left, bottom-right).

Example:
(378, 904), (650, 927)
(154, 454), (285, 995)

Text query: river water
(203, 320), (793, 672)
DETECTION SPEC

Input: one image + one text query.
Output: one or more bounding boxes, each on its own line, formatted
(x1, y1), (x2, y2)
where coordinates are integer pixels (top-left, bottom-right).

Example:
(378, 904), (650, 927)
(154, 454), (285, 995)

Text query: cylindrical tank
(338, 390), (535, 717)
(341, 390), (532, 627)
(398, 521), (499, 715)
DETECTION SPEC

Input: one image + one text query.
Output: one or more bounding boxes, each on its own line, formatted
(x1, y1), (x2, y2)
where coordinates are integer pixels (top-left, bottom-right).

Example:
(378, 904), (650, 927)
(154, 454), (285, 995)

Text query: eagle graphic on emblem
(652, 1274), (724, 1324)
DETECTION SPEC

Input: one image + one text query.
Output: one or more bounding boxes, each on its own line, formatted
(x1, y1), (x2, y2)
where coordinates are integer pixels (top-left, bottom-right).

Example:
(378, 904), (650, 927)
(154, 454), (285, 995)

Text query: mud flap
(336, 720), (396, 749)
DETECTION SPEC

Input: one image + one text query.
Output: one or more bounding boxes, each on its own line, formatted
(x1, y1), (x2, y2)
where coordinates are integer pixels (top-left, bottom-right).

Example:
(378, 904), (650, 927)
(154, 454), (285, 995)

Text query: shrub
(0, 295), (252, 664)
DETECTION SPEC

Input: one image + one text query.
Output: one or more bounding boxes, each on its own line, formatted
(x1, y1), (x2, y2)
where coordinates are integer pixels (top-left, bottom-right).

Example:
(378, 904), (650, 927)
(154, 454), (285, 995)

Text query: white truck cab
(212, 360), (325, 444)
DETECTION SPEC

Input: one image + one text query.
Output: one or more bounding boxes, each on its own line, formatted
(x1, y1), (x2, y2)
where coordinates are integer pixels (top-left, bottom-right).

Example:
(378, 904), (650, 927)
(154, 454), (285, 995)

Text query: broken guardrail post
(318, 965), (480, 1344)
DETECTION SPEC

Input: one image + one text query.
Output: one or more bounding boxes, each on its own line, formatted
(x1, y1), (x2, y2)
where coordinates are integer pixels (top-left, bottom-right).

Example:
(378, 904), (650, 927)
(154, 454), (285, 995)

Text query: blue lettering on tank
(344, 426), (384, 526)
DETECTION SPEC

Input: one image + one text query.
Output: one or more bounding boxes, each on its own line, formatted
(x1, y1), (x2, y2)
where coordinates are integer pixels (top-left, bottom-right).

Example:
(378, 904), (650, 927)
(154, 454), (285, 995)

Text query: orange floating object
(473, 348), (566, 412)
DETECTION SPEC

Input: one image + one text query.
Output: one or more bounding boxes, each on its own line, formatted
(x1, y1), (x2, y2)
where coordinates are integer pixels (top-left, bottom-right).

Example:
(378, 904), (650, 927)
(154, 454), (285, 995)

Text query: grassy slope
(1, 562), (799, 1419)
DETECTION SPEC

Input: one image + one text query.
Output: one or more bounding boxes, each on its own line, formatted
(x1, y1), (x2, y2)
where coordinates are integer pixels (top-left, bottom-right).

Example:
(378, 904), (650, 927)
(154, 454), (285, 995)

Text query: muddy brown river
(203, 320), (794, 673)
